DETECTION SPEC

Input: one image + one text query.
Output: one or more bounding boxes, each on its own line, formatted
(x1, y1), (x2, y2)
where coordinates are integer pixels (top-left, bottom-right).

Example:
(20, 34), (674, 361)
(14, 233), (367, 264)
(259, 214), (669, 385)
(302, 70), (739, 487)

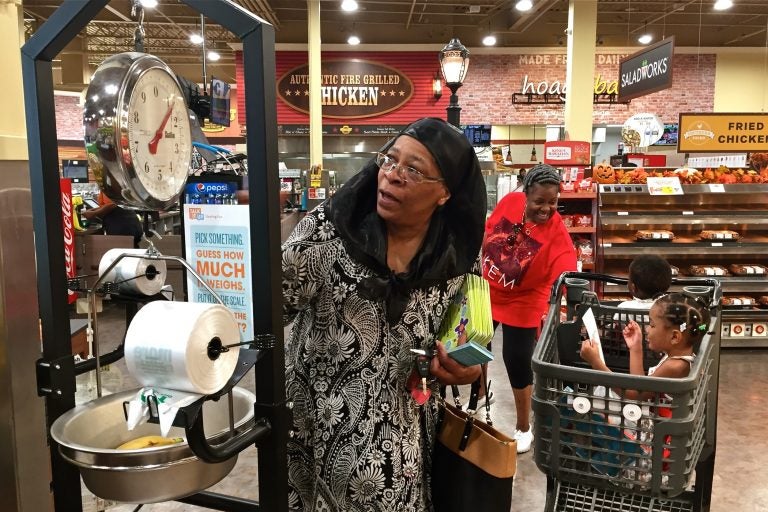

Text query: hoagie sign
(277, 60), (413, 119)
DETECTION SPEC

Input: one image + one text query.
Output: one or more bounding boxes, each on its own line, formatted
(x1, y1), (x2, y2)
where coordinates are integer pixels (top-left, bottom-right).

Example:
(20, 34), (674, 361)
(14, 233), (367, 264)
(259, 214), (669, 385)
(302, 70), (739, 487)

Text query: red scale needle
(147, 104), (174, 155)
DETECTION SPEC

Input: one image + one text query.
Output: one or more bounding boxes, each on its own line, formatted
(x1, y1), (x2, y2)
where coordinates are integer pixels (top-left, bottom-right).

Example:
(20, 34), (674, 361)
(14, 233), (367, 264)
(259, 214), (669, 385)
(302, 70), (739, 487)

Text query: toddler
(618, 255), (672, 311)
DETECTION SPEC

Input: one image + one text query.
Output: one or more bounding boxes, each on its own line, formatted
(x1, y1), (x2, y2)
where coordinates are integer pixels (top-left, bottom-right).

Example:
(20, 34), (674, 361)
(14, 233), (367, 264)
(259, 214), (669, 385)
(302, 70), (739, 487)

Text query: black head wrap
(327, 117), (487, 323)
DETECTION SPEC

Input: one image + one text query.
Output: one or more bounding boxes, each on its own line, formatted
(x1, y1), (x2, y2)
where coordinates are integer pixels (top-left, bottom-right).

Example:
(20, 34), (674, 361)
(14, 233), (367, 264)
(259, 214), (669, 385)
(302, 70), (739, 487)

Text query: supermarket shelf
(601, 277), (767, 294)
(721, 337), (768, 348)
(599, 184), (768, 194)
(601, 241), (768, 256)
(567, 227), (596, 233)
(601, 211), (768, 225)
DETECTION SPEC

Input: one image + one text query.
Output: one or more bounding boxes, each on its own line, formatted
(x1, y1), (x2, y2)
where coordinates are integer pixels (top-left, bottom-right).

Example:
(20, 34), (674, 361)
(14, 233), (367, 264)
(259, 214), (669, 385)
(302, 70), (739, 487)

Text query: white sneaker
(514, 428), (534, 454)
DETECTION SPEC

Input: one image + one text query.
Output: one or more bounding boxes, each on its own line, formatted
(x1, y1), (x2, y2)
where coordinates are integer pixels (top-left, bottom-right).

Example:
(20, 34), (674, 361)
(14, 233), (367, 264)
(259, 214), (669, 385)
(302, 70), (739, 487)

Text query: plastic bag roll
(98, 248), (167, 296)
(125, 302), (240, 395)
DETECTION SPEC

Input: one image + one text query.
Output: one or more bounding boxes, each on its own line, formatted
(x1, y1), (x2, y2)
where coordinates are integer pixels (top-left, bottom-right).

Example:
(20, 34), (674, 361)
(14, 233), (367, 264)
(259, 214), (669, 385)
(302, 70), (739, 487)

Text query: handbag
(431, 373), (516, 512)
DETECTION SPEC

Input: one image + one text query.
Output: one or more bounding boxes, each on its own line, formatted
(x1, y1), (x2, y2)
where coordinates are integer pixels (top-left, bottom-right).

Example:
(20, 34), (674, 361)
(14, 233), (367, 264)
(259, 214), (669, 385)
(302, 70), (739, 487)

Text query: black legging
(492, 321), (538, 390)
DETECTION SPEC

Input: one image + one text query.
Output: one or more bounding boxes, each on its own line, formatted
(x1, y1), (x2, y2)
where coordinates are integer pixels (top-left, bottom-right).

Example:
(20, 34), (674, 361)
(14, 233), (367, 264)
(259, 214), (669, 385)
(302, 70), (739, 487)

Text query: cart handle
(549, 271), (722, 307)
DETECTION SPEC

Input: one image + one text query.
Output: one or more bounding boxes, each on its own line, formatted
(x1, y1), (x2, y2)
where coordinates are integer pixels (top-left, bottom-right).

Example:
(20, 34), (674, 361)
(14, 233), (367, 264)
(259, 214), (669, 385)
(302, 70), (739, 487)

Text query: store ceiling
(22, 0), (768, 88)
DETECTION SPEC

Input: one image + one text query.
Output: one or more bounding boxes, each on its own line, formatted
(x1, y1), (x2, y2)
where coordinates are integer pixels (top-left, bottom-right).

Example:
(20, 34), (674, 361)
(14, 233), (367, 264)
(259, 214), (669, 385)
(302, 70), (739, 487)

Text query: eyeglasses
(375, 153), (444, 184)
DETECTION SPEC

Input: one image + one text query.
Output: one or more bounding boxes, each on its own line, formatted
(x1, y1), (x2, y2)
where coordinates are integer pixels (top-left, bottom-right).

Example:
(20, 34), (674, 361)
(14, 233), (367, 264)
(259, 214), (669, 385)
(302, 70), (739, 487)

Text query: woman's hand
(430, 342), (482, 385)
(622, 320), (643, 352)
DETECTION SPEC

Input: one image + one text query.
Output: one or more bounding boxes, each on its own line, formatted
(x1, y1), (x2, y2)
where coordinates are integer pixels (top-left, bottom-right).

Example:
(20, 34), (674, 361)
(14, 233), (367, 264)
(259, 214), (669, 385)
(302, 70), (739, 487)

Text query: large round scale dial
(84, 52), (192, 211)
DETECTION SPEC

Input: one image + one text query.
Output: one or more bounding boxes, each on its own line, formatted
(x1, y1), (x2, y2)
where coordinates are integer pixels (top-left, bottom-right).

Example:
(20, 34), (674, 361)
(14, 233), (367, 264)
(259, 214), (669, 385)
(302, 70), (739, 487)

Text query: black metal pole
(446, 85), (462, 128)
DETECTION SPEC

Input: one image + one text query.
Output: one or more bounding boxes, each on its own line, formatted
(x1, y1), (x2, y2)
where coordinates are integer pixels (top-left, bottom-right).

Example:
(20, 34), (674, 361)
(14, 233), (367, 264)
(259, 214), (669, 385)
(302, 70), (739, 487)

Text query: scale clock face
(84, 52), (192, 211)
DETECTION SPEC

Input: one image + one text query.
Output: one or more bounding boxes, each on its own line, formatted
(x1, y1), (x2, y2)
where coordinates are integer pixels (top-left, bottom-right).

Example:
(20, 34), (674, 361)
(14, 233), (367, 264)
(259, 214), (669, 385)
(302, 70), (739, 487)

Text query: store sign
(543, 141), (590, 165)
(277, 60), (413, 119)
(622, 113), (664, 147)
(521, 73), (619, 98)
(618, 36), (675, 102)
(678, 113), (768, 152)
(184, 204), (253, 339)
(277, 124), (405, 136)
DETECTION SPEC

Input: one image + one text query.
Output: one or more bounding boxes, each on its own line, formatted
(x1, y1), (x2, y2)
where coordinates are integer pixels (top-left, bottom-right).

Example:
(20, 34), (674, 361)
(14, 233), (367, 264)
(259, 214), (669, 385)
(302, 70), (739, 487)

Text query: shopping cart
(532, 272), (722, 512)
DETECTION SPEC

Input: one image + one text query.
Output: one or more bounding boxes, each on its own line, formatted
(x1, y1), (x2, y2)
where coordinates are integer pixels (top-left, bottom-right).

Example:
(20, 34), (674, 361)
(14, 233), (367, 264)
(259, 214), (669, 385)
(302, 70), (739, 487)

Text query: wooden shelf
(568, 227), (596, 234)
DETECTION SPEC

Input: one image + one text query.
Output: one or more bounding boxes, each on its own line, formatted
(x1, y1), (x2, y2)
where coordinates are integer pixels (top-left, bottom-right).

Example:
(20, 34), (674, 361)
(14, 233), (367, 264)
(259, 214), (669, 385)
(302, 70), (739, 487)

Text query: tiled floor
(80, 304), (767, 511)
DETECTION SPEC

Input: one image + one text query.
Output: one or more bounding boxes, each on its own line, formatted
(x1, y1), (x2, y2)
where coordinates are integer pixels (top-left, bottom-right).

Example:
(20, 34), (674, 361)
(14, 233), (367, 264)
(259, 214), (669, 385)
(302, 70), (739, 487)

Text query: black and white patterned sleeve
(281, 206), (341, 324)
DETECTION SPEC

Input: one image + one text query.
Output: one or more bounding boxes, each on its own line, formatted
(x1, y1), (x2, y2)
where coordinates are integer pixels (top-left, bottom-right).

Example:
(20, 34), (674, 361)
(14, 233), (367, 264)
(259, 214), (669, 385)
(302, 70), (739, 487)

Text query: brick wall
(56, 51), (717, 141)
(460, 53), (715, 125)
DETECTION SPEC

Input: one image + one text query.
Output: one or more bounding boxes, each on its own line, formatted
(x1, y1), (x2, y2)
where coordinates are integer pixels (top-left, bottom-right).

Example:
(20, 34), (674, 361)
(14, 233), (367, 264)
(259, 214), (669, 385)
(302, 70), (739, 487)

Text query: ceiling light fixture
(638, 33), (653, 44)
(139, 0), (158, 8)
(515, 0), (533, 12)
(207, 50), (221, 61)
(482, 34), (497, 46)
(713, 0), (733, 10)
(347, 35), (361, 45)
(190, 33), (204, 45)
(341, 0), (359, 12)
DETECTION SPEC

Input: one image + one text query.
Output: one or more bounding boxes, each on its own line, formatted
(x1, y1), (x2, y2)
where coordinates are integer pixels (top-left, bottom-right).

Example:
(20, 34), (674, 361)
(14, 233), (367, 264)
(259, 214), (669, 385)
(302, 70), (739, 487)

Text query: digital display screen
(209, 77), (231, 127)
(62, 160), (89, 183)
(652, 123), (678, 146)
(462, 124), (492, 147)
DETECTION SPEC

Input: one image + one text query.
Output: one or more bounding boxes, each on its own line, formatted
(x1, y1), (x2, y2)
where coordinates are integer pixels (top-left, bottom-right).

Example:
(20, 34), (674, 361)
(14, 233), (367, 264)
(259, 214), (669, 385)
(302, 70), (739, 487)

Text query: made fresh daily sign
(618, 36), (675, 102)
(277, 59), (413, 119)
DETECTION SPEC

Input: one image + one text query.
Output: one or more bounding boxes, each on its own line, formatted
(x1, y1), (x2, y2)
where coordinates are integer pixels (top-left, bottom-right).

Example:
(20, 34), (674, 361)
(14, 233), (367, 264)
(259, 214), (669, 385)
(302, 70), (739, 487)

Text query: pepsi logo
(196, 183), (206, 192)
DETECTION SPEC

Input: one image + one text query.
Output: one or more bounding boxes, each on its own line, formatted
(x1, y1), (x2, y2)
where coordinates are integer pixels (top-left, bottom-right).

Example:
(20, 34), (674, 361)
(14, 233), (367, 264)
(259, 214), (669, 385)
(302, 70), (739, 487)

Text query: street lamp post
(438, 38), (470, 128)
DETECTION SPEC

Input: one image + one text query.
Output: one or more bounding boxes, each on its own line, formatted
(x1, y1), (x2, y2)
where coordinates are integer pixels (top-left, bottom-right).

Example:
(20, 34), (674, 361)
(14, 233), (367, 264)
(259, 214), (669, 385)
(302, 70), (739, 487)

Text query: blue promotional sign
(184, 182), (239, 205)
(183, 204), (253, 339)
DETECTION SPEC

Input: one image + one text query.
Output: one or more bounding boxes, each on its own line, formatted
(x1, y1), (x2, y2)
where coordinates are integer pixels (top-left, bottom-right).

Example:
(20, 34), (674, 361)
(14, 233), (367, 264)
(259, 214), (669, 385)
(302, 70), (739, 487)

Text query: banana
(116, 435), (184, 450)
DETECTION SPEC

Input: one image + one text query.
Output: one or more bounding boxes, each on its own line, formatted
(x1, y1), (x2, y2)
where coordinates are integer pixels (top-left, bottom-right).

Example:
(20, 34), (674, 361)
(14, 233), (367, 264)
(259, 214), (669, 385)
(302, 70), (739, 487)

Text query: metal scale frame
(21, 1), (287, 510)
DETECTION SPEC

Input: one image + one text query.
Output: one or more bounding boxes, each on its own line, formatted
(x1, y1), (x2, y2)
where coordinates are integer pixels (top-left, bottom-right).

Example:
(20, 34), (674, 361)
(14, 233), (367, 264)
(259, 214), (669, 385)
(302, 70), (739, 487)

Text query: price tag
(711, 242), (723, 247)
(647, 177), (684, 196)
(683, 211), (694, 215)
(618, 211), (629, 216)
(603, 243), (612, 248)
(708, 183), (725, 193)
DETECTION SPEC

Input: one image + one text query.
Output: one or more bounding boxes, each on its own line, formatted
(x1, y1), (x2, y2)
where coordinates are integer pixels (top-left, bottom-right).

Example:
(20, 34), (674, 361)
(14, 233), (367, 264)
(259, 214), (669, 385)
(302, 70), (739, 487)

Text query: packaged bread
(670, 265), (680, 276)
(688, 265), (729, 277)
(759, 296), (768, 307)
(635, 230), (674, 241)
(700, 230), (740, 240)
(729, 264), (767, 276)
(721, 296), (756, 306)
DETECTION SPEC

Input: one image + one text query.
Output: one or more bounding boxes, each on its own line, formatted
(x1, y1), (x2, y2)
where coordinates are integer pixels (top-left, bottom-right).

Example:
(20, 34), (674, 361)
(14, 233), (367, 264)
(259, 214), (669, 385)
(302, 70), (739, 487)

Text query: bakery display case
(597, 183), (768, 348)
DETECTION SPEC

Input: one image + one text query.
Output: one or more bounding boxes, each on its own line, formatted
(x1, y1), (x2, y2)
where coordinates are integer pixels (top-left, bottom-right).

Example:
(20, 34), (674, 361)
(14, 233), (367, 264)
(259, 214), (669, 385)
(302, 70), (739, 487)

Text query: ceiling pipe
(628, 0), (699, 34)
(405, 0), (417, 29)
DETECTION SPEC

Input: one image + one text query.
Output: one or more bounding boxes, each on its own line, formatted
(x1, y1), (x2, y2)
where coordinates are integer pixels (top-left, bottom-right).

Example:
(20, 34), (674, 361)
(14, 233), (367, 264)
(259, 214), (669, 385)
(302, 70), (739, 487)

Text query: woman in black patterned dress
(282, 118), (487, 511)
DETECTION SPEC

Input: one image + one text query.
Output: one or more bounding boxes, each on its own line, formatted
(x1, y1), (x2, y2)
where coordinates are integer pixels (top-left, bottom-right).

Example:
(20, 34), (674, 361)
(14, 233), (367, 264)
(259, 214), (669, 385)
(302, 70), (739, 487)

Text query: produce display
(688, 265), (730, 277)
(729, 264), (767, 276)
(593, 163), (768, 185)
(721, 296), (757, 307)
(635, 229), (674, 241)
(700, 230), (740, 241)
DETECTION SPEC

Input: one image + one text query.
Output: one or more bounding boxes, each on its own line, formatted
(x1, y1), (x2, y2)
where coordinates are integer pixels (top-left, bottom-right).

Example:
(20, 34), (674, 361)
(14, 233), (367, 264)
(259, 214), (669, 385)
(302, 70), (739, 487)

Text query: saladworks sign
(618, 36), (675, 102)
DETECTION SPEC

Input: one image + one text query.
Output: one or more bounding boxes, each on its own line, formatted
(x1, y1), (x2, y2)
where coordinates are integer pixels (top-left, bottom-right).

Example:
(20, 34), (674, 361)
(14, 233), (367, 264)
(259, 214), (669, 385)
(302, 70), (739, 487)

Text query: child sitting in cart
(617, 255), (672, 312)
(578, 293), (710, 486)
(582, 293), (710, 389)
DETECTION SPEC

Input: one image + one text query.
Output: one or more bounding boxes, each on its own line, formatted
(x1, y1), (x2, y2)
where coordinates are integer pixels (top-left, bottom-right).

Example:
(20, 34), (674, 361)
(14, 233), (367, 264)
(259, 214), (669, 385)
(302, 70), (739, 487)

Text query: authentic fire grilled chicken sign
(277, 59), (413, 119)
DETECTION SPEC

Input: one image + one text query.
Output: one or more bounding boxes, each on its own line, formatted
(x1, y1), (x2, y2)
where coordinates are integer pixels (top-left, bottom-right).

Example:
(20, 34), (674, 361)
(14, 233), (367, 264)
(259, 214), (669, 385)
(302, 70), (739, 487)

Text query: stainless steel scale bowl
(51, 387), (255, 504)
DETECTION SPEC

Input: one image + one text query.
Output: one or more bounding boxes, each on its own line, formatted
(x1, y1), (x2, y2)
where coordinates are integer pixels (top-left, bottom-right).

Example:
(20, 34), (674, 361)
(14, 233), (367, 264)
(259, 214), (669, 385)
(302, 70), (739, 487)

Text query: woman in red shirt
(482, 164), (577, 453)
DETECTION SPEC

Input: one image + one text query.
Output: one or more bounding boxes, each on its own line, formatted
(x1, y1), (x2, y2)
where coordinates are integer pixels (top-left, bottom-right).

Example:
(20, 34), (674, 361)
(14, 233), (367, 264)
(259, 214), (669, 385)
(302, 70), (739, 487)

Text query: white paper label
(711, 242), (723, 247)
(709, 184), (725, 192)
(683, 211), (694, 215)
(618, 211), (629, 216)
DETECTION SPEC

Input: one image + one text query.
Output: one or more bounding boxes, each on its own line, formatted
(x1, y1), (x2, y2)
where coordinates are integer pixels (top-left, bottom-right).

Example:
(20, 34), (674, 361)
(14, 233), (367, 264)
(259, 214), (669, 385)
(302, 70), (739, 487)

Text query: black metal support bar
(446, 87), (461, 128)
(21, 2), (110, 510)
(22, 1), (287, 510)
(74, 345), (124, 376)
(178, 491), (261, 512)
